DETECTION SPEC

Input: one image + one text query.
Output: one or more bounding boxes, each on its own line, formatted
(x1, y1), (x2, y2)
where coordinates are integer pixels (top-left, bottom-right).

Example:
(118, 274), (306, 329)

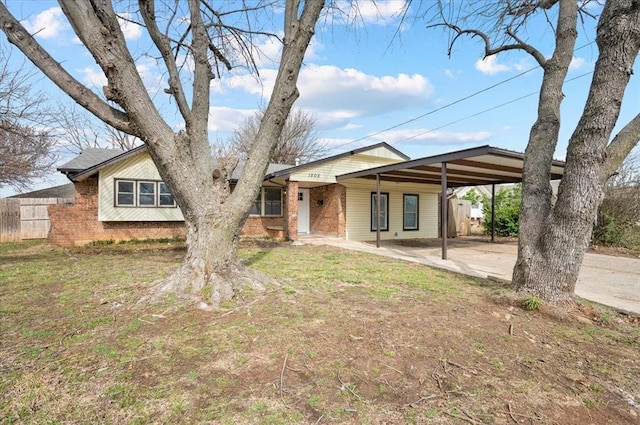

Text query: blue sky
(2, 0), (639, 197)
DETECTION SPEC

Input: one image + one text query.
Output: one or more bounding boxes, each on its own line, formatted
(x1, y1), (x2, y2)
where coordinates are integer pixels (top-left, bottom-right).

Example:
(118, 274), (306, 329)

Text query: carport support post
(441, 162), (447, 260)
(491, 183), (496, 243)
(376, 173), (381, 248)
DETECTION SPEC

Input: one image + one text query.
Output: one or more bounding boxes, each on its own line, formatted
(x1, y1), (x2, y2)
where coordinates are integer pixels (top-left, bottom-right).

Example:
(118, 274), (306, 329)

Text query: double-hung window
(116, 181), (135, 206)
(403, 194), (419, 230)
(138, 181), (156, 207)
(114, 179), (176, 208)
(250, 187), (283, 216)
(371, 192), (389, 231)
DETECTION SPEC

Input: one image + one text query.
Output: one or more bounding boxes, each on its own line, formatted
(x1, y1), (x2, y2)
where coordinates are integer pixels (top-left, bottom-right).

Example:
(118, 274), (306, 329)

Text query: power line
(331, 42), (597, 151)
(388, 71), (594, 146)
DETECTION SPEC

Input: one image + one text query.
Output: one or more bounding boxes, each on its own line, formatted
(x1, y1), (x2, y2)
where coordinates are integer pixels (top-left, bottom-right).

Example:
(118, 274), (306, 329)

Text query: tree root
(139, 260), (278, 310)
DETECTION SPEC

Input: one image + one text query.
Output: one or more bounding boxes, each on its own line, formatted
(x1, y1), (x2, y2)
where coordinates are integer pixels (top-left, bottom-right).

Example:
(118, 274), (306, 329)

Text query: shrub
(481, 184), (522, 237)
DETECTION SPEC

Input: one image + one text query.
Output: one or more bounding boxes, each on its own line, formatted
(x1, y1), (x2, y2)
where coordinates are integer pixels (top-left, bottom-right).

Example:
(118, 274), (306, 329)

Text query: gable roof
(265, 142), (409, 180)
(59, 145), (146, 181)
(59, 145), (294, 183)
(58, 148), (126, 173)
(337, 145), (565, 187)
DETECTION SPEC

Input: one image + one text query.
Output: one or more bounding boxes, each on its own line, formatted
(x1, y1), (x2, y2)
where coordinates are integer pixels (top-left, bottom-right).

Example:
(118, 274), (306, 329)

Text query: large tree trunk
(0, 0), (324, 309)
(513, 0), (640, 301)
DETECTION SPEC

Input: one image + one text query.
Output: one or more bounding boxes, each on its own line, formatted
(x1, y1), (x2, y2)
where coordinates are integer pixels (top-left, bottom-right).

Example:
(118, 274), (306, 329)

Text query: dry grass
(1, 239), (639, 424)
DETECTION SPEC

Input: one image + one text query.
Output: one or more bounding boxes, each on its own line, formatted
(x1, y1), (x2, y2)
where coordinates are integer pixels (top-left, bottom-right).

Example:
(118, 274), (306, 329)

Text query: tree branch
(187, 0), (212, 143)
(139, 0), (192, 126)
(603, 113), (640, 180)
(0, 3), (132, 135)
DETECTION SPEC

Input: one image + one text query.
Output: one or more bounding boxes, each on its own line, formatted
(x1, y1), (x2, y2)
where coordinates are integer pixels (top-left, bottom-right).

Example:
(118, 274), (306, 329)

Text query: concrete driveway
(299, 236), (640, 316)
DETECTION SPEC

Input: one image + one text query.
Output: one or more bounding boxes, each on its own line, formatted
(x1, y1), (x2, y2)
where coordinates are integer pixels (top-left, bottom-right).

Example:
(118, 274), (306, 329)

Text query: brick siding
(309, 184), (346, 237)
(48, 178), (285, 246)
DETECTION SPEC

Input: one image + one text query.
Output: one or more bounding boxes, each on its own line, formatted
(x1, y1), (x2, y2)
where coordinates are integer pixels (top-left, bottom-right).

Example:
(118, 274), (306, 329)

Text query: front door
(297, 189), (310, 234)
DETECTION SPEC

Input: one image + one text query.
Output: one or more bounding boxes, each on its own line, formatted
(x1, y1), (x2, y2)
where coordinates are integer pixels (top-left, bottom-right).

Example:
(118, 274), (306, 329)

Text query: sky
(1, 0), (639, 197)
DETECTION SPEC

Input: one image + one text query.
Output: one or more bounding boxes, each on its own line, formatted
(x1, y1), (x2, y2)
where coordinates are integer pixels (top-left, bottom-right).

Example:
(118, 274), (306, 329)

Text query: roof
(59, 145), (294, 182)
(59, 145), (148, 181)
(9, 183), (76, 199)
(336, 145), (565, 187)
(58, 148), (126, 173)
(265, 142), (410, 179)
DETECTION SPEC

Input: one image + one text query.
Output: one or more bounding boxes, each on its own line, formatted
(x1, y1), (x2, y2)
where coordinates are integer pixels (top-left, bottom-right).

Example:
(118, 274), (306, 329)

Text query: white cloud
(208, 107), (256, 132)
(217, 64), (433, 132)
(332, 0), (408, 25)
(118, 13), (143, 41)
(376, 128), (492, 146)
(24, 7), (67, 39)
(569, 56), (586, 70)
(80, 66), (107, 88)
(475, 56), (511, 75)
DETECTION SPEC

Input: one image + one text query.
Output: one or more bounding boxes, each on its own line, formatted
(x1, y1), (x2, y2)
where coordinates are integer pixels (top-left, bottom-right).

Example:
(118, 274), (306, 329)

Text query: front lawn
(1, 240), (638, 424)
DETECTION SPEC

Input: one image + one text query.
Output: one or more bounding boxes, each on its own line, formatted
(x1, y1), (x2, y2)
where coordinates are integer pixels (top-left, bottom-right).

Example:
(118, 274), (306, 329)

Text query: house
(48, 143), (565, 253)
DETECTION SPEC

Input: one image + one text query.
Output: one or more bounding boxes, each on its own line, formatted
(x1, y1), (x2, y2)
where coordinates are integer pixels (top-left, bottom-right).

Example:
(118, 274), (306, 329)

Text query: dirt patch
(1, 241), (638, 424)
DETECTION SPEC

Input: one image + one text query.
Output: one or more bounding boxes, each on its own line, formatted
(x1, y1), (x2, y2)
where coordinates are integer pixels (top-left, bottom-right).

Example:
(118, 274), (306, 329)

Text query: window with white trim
(403, 194), (419, 230)
(116, 180), (135, 206)
(138, 181), (156, 207)
(114, 179), (176, 208)
(371, 192), (389, 231)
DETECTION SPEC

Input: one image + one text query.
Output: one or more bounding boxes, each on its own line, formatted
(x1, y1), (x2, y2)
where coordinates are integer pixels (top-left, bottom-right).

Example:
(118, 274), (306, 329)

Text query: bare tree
(0, 46), (56, 191)
(0, 0), (324, 308)
(594, 150), (640, 247)
(55, 102), (140, 153)
(229, 107), (326, 164)
(0, 123), (56, 191)
(429, 0), (640, 302)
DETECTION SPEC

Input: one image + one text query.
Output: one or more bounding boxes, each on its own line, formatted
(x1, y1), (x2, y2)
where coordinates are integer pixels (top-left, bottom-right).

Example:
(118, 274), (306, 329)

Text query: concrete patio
(298, 235), (640, 316)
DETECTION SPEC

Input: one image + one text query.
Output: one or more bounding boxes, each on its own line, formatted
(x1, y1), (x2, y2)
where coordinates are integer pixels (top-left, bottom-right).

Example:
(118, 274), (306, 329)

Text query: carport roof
(336, 145), (565, 187)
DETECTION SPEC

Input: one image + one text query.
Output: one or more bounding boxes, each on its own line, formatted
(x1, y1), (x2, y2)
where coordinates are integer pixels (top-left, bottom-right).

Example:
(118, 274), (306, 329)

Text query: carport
(337, 145), (565, 260)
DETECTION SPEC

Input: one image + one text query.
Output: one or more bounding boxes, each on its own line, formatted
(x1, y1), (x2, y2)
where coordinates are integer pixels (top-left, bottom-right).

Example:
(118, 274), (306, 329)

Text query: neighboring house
(48, 143), (564, 247)
(9, 183), (76, 199)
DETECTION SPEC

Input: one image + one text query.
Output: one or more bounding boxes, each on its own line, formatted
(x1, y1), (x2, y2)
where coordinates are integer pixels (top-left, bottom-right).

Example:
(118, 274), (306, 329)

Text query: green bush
(481, 185), (522, 237)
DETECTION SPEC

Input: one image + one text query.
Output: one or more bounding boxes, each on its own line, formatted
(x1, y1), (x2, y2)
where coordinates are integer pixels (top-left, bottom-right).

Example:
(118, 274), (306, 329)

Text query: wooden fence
(0, 198), (73, 242)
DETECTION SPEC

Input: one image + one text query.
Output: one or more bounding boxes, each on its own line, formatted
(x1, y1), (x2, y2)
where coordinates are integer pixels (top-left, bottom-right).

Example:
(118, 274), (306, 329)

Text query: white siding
(343, 179), (440, 241)
(290, 154), (402, 184)
(357, 145), (407, 160)
(98, 152), (184, 222)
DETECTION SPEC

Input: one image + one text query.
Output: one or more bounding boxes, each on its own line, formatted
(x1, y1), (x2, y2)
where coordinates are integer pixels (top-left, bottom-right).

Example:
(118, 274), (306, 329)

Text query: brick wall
(285, 180), (299, 241)
(309, 184), (346, 237)
(48, 178), (285, 246)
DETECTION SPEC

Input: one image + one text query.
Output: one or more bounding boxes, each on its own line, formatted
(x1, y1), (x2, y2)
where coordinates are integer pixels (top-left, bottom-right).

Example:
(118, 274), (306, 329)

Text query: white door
(297, 189), (310, 234)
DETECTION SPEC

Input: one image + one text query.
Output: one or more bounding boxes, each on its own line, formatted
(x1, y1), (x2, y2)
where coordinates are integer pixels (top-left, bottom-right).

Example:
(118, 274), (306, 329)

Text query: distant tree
(55, 102), (140, 153)
(0, 47), (56, 191)
(460, 189), (482, 208)
(0, 123), (56, 191)
(229, 107), (326, 165)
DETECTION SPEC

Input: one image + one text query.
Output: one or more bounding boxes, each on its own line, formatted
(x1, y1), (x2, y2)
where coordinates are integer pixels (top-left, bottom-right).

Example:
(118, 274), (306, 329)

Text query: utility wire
(331, 41), (597, 151)
(389, 70), (594, 145)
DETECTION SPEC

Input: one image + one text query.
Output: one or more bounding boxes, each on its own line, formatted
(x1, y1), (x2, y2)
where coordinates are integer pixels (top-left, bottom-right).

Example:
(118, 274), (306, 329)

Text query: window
(116, 181), (135, 206)
(403, 194), (419, 230)
(371, 192), (389, 231)
(114, 179), (175, 208)
(138, 181), (156, 206)
(249, 187), (283, 216)
(158, 182), (175, 207)
(264, 188), (282, 216)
